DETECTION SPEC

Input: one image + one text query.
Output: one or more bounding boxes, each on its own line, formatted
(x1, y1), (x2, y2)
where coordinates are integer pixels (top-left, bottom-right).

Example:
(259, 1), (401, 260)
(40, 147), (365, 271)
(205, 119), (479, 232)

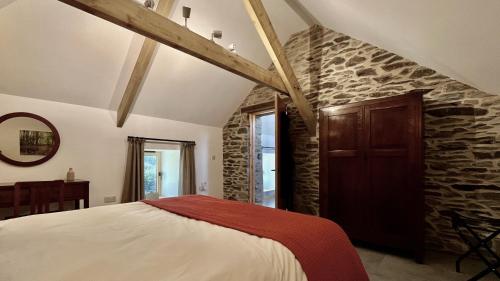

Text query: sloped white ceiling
(0, 0), (133, 108)
(300, 0), (500, 95)
(1, 0), (499, 128)
(0, 0), (306, 127)
(128, 0), (307, 126)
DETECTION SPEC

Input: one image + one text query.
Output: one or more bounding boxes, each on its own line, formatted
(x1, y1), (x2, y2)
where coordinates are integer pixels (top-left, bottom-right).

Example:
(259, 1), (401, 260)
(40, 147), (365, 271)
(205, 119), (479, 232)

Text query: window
(144, 146), (181, 199)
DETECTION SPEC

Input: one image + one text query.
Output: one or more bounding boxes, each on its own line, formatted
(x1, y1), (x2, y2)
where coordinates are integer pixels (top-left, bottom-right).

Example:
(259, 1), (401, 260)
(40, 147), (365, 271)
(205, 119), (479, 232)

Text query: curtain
(179, 143), (196, 195)
(121, 137), (145, 203)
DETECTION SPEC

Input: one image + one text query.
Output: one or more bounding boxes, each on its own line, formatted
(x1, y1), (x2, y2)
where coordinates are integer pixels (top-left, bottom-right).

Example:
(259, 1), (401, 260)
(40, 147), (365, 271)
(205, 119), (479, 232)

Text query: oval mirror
(0, 112), (60, 167)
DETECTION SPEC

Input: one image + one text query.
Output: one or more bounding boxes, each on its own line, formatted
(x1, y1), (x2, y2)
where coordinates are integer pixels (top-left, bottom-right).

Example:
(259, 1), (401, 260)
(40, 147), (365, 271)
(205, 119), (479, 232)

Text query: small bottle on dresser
(67, 168), (75, 182)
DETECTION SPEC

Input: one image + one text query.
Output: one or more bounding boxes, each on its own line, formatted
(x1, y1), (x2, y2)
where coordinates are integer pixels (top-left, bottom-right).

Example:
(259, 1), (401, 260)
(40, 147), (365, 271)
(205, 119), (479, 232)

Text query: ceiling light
(183, 6), (191, 28)
(211, 30), (222, 41)
(144, 0), (155, 9)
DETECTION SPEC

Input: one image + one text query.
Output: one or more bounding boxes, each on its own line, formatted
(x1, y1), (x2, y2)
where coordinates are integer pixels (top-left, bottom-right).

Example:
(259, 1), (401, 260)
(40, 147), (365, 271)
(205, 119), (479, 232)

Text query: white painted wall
(0, 93), (224, 207)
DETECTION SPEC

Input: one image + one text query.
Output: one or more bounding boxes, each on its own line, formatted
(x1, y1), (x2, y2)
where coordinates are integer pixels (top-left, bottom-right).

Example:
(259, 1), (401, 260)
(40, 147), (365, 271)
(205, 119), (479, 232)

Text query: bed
(0, 195), (368, 281)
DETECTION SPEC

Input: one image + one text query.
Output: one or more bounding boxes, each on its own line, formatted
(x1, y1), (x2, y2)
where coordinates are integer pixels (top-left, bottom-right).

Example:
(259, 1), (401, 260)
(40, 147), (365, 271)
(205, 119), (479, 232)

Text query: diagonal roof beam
(243, 0), (317, 135)
(57, 0), (287, 97)
(284, 0), (321, 26)
(0, 0), (16, 10)
(116, 0), (174, 128)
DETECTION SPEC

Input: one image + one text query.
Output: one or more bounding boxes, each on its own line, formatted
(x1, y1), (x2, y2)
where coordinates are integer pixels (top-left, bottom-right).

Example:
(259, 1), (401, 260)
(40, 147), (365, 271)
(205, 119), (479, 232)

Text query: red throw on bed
(143, 195), (368, 281)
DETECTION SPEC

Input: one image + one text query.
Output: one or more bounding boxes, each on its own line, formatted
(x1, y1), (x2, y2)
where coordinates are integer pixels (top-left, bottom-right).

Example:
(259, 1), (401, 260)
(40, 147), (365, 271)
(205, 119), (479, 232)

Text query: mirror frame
(0, 112), (60, 167)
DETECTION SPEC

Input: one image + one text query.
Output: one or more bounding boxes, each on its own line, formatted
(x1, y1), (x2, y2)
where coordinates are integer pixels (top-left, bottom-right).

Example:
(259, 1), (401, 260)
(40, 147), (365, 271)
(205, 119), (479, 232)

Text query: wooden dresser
(0, 180), (89, 210)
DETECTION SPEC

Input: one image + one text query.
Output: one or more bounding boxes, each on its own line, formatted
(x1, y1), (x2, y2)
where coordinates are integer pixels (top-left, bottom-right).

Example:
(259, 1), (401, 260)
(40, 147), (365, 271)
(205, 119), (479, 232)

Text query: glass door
(144, 151), (161, 199)
(250, 112), (276, 208)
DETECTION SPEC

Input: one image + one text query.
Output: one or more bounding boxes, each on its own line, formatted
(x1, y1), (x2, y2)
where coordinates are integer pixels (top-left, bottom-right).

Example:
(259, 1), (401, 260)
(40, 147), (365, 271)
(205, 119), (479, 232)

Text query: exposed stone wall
(223, 25), (500, 253)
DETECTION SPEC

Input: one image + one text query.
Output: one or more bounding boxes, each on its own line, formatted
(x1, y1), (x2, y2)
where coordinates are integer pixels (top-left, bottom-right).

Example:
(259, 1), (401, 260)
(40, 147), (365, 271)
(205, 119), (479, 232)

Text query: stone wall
(223, 25), (500, 253)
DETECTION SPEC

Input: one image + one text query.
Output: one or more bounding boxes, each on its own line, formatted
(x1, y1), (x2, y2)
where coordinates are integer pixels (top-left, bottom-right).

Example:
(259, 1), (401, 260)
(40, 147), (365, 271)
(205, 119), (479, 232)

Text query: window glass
(144, 153), (158, 199)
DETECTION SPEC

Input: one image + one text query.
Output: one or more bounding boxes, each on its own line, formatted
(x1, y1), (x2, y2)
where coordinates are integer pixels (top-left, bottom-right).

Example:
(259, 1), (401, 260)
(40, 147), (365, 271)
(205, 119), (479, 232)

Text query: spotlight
(211, 30), (222, 41)
(228, 43), (236, 53)
(144, 0), (155, 9)
(183, 6), (191, 28)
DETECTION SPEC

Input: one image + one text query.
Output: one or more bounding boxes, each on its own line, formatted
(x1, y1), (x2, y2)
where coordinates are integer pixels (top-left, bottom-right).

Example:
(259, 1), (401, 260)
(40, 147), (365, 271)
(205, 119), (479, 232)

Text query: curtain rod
(127, 136), (195, 145)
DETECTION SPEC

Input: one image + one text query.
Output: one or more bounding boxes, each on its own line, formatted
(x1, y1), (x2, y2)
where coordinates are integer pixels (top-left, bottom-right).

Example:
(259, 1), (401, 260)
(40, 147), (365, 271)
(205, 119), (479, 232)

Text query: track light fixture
(211, 30), (222, 41)
(144, 0), (155, 9)
(182, 6), (191, 28)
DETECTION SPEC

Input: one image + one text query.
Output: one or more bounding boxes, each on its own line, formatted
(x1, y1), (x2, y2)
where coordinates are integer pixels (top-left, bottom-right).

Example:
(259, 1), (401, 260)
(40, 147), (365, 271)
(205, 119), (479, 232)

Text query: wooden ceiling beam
(284, 0), (321, 26)
(0, 0), (16, 10)
(57, 0), (288, 97)
(243, 0), (317, 135)
(116, 0), (175, 128)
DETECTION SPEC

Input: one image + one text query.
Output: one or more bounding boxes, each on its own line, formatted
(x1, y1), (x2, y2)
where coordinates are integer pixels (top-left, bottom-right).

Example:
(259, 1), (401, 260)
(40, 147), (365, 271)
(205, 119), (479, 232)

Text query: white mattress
(0, 202), (307, 281)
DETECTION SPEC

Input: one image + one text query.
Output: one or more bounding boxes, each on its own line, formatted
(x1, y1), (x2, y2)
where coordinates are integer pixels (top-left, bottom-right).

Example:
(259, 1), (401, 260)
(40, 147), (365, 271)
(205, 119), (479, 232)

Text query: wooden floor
(357, 247), (498, 281)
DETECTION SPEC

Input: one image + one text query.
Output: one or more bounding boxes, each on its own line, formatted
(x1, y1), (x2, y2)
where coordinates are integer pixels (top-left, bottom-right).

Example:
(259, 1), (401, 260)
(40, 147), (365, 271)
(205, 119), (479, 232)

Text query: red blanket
(143, 195), (368, 281)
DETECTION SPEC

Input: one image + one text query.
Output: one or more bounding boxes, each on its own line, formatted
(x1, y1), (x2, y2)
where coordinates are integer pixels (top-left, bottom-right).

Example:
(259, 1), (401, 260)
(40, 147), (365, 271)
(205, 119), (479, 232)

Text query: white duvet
(0, 202), (307, 281)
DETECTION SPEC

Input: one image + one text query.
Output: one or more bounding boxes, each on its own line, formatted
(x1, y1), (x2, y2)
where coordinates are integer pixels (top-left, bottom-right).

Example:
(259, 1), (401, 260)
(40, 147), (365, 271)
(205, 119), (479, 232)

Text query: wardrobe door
(363, 95), (423, 254)
(320, 105), (365, 239)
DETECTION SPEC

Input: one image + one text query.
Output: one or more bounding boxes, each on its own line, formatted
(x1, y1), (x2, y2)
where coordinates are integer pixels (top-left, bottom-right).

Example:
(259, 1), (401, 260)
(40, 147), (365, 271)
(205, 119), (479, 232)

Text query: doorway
(250, 111), (276, 208)
(246, 95), (290, 209)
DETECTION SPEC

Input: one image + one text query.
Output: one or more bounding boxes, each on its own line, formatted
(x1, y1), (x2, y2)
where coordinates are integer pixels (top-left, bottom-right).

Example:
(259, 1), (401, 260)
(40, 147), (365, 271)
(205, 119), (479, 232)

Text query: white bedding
(0, 202), (307, 281)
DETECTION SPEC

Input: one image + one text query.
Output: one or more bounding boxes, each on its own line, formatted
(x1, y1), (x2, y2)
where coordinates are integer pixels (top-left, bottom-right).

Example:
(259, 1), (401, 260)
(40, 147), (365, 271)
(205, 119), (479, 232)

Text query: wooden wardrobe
(319, 92), (425, 262)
